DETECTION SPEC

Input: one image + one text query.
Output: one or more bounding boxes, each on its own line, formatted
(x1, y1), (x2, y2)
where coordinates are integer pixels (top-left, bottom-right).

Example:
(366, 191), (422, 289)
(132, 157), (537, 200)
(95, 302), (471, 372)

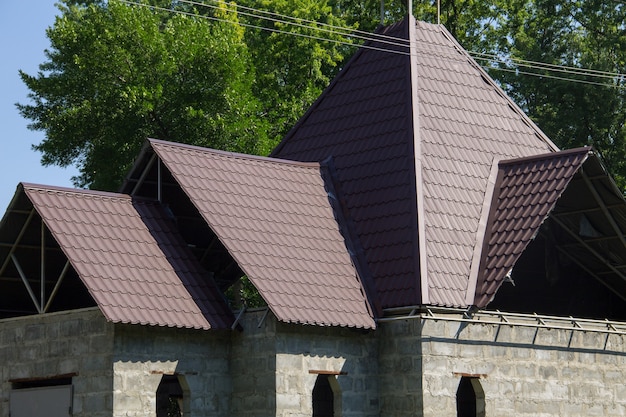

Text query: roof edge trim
(497, 146), (592, 166)
(21, 182), (129, 200)
(466, 157), (501, 305)
(149, 139), (321, 169)
(320, 157), (380, 322)
(410, 14), (428, 304)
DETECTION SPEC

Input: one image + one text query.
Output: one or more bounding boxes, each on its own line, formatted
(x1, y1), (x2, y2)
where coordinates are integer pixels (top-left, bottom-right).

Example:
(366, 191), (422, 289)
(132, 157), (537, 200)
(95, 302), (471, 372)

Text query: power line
(120, 0), (411, 55)
(488, 66), (624, 89)
(471, 51), (624, 81)
(177, 0), (626, 84)
(119, 0), (626, 89)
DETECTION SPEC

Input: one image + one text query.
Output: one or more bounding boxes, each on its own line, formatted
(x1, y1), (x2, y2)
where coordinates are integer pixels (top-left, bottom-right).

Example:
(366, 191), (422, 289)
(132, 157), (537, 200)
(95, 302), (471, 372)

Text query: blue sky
(0, 1), (79, 213)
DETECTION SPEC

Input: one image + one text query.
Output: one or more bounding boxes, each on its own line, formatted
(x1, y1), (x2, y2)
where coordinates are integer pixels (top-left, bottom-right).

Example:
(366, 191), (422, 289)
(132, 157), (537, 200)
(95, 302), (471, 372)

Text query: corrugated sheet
(272, 17), (558, 308)
(23, 184), (234, 329)
(473, 148), (590, 307)
(149, 139), (375, 329)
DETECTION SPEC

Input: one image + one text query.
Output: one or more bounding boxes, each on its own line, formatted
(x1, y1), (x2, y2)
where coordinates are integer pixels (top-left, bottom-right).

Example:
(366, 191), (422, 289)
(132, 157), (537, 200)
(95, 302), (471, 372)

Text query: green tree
(20, 0), (626, 190)
(492, 0), (626, 187)
(18, 0), (269, 191)
(238, 0), (356, 141)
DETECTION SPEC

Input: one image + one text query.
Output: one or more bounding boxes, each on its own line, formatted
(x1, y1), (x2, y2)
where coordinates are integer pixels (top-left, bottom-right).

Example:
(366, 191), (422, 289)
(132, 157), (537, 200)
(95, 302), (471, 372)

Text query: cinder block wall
(230, 309), (379, 417)
(384, 315), (626, 417)
(274, 321), (379, 417)
(378, 318), (424, 417)
(230, 309), (278, 417)
(112, 323), (231, 417)
(0, 307), (115, 417)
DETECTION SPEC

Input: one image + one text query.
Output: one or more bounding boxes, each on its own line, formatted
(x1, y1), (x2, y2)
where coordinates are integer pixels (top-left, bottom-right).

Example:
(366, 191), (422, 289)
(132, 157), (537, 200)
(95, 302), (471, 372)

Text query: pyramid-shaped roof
(272, 16), (558, 308)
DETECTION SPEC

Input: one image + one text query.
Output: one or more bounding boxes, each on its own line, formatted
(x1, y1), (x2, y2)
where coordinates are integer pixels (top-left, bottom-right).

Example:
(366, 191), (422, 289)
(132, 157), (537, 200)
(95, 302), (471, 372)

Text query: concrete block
(276, 393), (301, 409)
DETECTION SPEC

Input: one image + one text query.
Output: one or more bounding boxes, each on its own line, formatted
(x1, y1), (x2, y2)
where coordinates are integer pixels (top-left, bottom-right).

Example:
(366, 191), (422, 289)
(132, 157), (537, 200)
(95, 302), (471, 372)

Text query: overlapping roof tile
(148, 139), (375, 329)
(272, 16), (557, 308)
(22, 183), (234, 329)
(472, 148), (590, 307)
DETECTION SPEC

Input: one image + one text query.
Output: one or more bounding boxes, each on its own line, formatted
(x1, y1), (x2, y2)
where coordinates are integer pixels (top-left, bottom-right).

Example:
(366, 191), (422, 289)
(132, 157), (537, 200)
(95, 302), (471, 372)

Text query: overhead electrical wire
(121, 0), (410, 56)
(174, 0), (626, 86)
(119, 0), (626, 89)
(472, 52), (624, 82)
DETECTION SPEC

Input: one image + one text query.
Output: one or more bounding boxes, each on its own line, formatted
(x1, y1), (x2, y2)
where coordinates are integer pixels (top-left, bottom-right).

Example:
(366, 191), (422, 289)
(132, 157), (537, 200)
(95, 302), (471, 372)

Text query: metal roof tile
(262, 17), (559, 309)
(473, 149), (590, 307)
(22, 184), (234, 329)
(149, 140), (375, 329)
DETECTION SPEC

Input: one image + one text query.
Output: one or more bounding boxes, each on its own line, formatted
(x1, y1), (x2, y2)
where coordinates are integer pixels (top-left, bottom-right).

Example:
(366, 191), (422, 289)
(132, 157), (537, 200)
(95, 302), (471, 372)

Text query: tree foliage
(18, 0), (626, 190)
(18, 0), (268, 190)
(237, 0), (356, 141)
(477, 0), (626, 188)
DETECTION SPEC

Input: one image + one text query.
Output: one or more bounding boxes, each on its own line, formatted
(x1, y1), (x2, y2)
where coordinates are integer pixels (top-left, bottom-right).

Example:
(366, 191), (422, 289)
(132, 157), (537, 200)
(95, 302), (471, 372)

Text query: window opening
(10, 375), (74, 417)
(456, 376), (485, 417)
(156, 375), (183, 417)
(313, 374), (334, 417)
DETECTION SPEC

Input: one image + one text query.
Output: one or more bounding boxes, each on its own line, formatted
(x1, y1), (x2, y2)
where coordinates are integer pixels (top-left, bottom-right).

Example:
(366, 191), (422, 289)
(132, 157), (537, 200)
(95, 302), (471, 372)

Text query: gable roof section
(470, 148), (591, 307)
(148, 139), (375, 329)
(272, 16), (558, 309)
(21, 183), (234, 329)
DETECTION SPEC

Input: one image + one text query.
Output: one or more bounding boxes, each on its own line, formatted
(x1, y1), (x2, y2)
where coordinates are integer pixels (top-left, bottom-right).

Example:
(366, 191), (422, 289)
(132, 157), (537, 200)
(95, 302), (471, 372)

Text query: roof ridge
(497, 146), (591, 166)
(20, 183), (131, 200)
(408, 14), (428, 305)
(148, 138), (321, 169)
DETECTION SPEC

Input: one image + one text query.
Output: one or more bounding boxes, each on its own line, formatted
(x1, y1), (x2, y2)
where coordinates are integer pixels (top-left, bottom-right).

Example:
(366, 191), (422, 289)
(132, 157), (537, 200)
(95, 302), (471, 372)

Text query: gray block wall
(6, 307), (626, 417)
(274, 319), (379, 417)
(0, 308), (114, 417)
(0, 308), (232, 417)
(379, 314), (626, 417)
(378, 318), (423, 417)
(112, 323), (231, 417)
(230, 309), (277, 417)
(230, 309), (379, 417)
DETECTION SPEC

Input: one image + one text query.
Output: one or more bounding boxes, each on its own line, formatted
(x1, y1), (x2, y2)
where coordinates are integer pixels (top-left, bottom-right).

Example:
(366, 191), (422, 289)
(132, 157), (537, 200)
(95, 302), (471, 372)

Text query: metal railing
(378, 306), (626, 336)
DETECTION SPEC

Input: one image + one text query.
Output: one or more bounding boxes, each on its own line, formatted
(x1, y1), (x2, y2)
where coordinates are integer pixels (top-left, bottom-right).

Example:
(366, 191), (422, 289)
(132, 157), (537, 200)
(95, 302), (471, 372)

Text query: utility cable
(119, 0), (626, 89)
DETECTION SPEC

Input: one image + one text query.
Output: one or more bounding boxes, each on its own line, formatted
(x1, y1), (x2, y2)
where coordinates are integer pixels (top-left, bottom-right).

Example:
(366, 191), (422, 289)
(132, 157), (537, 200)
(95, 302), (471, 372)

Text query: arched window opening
(313, 374), (334, 417)
(156, 375), (183, 417)
(456, 376), (485, 417)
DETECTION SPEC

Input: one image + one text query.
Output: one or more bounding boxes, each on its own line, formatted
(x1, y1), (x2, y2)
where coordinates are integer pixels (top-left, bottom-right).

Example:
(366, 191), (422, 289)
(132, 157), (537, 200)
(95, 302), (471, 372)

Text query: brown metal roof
(148, 139), (375, 329)
(272, 16), (557, 309)
(6, 17), (626, 325)
(20, 183), (234, 329)
(471, 148), (591, 307)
